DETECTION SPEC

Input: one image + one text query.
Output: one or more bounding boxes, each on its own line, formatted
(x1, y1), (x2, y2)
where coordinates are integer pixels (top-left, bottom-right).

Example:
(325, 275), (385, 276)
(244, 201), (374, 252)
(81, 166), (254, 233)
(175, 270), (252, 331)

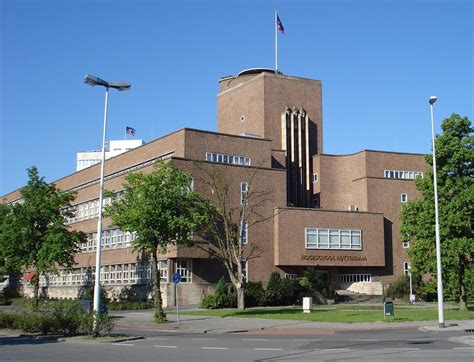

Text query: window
(205, 152), (251, 166)
(339, 274), (371, 283)
(242, 261), (248, 282)
(384, 169), (423, 180)
(241, 182), (249, 205)
(313, 197), (320, 208)
(312, 173), (318, 182)
(176, 259), (192, 283)
(285, 273), (297, 279)
(241, 222), (248, 244)
(401, 193), (408, 203)
(403, 262), (410, 274)
(403, 241), (410, 248)
(158, 260), (168, 281)
(305, 228), (362, 250)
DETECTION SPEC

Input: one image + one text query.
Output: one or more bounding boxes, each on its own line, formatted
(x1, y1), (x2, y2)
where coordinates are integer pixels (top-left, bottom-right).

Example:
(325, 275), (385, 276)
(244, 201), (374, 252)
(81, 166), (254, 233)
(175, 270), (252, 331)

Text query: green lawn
(183, 306), (474, 323)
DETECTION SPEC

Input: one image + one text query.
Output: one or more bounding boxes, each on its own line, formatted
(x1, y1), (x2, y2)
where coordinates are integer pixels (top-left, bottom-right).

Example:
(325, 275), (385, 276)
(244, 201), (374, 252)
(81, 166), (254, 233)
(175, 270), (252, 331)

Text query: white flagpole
(275, 10), (278, 71)
(125, 126), (127, 140)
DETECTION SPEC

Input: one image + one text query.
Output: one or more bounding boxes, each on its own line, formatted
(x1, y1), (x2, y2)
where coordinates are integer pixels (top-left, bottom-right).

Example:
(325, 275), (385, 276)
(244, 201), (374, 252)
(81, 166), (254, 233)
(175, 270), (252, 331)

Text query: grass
(182, 305), (474, 323)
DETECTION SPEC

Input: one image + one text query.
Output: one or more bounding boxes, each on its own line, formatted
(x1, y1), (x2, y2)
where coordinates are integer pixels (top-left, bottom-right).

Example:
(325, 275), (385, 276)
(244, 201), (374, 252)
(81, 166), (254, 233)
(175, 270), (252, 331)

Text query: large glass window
(205, 152), (251, 166)
(305, 228), (362, 250)
(384, 169), (423, 180)
(241, 182), (248, 205)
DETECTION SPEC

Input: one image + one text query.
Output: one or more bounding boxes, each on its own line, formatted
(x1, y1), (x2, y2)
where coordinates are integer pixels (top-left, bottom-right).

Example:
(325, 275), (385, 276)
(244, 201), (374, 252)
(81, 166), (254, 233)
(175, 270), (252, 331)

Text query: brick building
(2, 69), (427, 305)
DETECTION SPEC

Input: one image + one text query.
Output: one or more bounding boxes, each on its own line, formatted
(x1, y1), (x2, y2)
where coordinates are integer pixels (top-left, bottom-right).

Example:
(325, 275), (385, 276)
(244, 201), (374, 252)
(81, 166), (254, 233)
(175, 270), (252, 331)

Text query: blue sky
(1, 0), (472, 195)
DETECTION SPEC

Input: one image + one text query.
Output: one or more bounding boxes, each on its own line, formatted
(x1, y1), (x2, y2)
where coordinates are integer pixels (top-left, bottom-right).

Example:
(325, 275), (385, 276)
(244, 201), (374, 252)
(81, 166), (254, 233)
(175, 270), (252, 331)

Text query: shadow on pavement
(0, 335), (61, 346)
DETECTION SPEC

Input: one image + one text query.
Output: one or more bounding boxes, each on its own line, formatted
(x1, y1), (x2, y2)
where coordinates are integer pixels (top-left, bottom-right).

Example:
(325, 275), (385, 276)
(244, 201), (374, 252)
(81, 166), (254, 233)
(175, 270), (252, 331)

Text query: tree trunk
(458, 254), (468, 311)
(237, 283), (245, 310)
(33, 275), (40, 308)
(152, 251), (166, 321)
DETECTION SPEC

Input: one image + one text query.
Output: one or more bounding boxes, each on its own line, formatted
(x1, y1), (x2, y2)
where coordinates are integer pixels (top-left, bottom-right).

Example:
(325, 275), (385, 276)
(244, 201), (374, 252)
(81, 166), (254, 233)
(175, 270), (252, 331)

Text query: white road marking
(293, 339), (321, 342)
(324, 348), (351, 351)
(453, 347), (474, 350)
(384, 348), (420, 350)
(114, 343), (134, 346)
(254, 348), (283, 351)
(154, 345), (177, 349)
(192, 338), (217, 341)
(243, 338), (269, 341)
(201, 347), (229, 350)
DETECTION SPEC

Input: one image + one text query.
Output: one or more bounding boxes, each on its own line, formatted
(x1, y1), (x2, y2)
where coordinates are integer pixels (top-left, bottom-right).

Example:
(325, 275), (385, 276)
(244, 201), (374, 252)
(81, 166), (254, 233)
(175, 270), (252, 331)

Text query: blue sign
(172, 272), (182, 284)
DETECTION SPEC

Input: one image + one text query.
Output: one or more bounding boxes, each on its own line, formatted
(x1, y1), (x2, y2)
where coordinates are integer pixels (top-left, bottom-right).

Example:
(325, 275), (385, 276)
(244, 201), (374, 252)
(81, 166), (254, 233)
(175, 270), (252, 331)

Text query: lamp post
(408, 265), (414, 304)
(429, 95), (445, 328)
(84, 75), (131, 330)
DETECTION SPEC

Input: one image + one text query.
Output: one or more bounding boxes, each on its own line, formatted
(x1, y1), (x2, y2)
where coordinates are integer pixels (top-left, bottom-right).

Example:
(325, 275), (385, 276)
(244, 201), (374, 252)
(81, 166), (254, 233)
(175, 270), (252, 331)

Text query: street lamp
(84, 74), (131, 330)
(429, 95), (445, 328)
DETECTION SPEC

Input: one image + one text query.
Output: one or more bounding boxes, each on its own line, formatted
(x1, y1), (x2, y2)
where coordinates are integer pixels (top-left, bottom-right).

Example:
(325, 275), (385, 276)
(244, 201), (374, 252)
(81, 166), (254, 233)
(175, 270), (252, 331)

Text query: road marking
(254, 348), (284, 351)
(114, 343), (134, 346)
(324, 348), (351, 351)
(154, 345), (177, 349)
(453, 347), (474, 350)
(243, 338), (269, 341)
(201, 347), (229, 350)
(350, 339), (378, 342)
(384, 348), (419, 350)
(293, 339), (321, 342)
(192, 338), (217, 341)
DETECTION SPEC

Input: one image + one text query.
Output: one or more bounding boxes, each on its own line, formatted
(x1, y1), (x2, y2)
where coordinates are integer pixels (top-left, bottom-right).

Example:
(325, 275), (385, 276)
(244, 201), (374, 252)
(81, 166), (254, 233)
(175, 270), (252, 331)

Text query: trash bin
(384, 301), (394, 317)
(303, 297), (313, 313)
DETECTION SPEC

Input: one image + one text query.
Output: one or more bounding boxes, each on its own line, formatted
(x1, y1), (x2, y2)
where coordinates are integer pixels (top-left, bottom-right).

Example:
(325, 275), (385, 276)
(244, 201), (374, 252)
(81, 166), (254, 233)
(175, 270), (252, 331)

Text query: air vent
(348, 205), (359, 212)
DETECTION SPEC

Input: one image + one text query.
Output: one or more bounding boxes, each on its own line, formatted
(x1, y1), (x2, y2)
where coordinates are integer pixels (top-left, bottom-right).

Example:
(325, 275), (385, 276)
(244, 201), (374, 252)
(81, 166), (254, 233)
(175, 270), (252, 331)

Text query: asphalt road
(1, 329), (473, 361)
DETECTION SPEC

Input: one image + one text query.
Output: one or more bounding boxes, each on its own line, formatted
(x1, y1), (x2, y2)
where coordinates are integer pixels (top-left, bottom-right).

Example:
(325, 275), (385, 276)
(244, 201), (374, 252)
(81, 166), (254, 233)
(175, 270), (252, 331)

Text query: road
(1, 329), (473, 361)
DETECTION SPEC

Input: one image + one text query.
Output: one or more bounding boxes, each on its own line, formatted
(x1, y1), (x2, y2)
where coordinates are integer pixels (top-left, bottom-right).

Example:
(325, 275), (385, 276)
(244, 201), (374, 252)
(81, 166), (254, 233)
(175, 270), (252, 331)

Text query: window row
(64, 191), (126, 224)
(77, 159), (101, 168)
(42, 260), (184, 287)
(80, 228), (138, 252)
(384, 170), (423, 180)
(205, 152), (251, 166)
(44, 262), (153, 287)
(306, 228), (362, 250)
(339, 274), (372, 283)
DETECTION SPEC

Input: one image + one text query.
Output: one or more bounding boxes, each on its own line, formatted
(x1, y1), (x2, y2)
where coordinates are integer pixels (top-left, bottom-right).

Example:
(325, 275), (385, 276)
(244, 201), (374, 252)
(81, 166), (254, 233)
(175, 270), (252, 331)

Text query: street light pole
(93, 85), (109, 328)
(84, 75), (130, 332)
(429, 95), (445, 328)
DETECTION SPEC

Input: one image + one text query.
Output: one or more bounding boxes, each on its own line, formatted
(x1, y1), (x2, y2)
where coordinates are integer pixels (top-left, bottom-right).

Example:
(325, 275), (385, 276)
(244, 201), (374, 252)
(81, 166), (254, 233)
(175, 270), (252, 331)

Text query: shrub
(245, 282), (264, 307)
(201, 294), (219, 309)
(108, 301), (152, 311)
(385, 275), (410, 300)
(265, 272), (283, 306)
(279, 278), (301, 305)
(0, 302), (114, 337)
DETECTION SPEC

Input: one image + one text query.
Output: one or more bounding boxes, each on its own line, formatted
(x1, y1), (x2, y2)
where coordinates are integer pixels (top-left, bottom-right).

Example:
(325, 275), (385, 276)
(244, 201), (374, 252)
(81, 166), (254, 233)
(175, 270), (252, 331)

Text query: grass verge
(182, 306), (474, 323)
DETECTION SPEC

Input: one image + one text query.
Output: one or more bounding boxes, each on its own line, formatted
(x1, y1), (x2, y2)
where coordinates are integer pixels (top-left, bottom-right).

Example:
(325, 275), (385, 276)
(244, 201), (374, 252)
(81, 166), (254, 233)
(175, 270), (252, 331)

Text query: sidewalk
(111, 309), (474, 335)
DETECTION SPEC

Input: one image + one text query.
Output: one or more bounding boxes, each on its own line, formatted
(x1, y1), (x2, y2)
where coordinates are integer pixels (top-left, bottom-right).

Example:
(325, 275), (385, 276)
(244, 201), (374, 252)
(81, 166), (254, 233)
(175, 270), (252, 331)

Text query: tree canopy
(105, 161), (210, 321)
(400, 113), (473, 310)
(0, 167), (85, 305)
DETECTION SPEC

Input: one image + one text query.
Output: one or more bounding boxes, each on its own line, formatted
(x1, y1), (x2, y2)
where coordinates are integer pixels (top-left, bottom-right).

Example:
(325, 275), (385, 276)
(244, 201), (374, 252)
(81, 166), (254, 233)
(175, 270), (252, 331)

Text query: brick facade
(2, 69), (427, 304)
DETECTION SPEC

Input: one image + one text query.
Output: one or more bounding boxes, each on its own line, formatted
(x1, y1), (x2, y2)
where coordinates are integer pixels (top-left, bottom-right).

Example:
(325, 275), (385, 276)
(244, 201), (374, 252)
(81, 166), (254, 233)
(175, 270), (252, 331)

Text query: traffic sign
(172, 272), (182, 284)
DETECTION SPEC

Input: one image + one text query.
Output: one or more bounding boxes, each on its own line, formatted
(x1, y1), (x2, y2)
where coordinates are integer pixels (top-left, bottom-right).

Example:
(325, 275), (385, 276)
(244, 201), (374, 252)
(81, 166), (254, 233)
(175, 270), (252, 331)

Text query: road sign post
(172, 272), (181, 327)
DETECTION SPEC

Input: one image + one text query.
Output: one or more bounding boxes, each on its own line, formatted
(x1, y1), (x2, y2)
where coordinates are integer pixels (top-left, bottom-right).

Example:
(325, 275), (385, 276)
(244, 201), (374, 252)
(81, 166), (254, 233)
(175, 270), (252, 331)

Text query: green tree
(105, 162), (210, 321)
(400, 113), (473, 311)
(0, 167), (85, 306)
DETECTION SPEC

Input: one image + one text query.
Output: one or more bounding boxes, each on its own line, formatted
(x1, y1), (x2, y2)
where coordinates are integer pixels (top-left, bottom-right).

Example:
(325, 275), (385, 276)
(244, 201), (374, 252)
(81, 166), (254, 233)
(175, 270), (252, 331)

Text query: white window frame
(312, 173), (318, 182)
(240, 221), (248, 245)
(241, 182), (249, 205)
(176, 259), (192, 283)
(401, 193), (408, 203)
(403, 241), (410, 248)
(305, 228), (362, 250)
(403, 262), (410, 274)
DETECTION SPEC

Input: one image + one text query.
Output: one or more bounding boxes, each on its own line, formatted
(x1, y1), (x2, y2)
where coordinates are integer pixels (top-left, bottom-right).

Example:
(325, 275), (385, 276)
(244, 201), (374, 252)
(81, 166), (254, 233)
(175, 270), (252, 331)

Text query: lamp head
(108, 81), (131, 91)
(84, 74), (109, 87)
(429, 96), (437, 105)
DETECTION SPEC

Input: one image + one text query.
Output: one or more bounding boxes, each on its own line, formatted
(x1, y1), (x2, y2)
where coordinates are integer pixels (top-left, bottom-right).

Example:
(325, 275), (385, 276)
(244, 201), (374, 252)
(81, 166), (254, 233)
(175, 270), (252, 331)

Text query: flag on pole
(126, 126), (136, 136)
(276, 15), (284, 33)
